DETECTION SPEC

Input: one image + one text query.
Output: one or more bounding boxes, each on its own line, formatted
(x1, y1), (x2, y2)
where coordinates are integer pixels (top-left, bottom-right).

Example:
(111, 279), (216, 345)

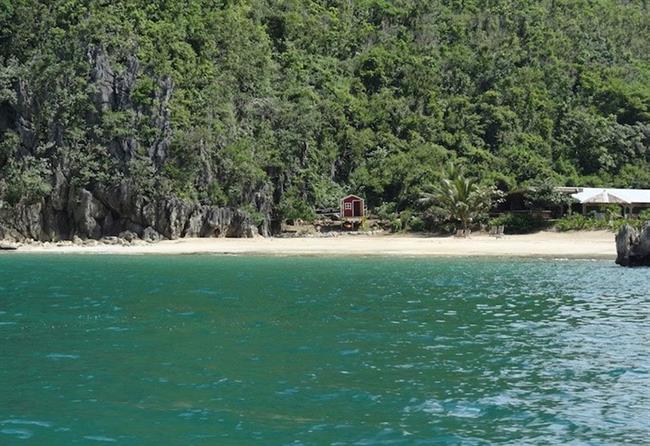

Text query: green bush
(375, 202), (397, 221)
(554, 214), (597, 231)
(638, 209), (650, 221)
(608, 219), (629, 232)
(398, 210), (413, 230)
(241, 204), (266, 227)
(489, 213), (548, 234)
(553, 214), (631, 232)
(278, 190), (316, 221)
(2, 158), (52, 206)
(389, 218), (402, 233)
(408, 216), (425, 232)
(207, 182), (228, 206)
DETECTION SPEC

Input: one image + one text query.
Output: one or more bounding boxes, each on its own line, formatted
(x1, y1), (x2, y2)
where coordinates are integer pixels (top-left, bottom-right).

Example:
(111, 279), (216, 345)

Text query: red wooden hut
(340, 194), (365, 219)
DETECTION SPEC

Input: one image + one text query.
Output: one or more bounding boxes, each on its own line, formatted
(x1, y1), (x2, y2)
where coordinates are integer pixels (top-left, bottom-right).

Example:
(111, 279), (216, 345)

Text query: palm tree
(420, 164), (499, 233)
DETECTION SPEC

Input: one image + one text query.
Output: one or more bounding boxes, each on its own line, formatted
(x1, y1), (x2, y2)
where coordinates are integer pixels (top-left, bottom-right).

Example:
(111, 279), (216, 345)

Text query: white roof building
(557, 187), (650, 205)
(555, 187), (650, 216)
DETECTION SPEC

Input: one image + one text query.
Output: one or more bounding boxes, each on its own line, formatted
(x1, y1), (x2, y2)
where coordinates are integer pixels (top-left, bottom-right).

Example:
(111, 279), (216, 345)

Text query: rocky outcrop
(0, 202), (42, 241)
(0, 241), (19, 250)
(142, 226), (162, 242)
(615, 223), (650, 267)
(0, 182), (263, 242)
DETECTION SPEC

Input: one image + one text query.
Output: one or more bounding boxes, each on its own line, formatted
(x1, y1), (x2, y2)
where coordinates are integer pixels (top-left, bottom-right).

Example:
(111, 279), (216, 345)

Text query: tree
(420, 163), (501, 233)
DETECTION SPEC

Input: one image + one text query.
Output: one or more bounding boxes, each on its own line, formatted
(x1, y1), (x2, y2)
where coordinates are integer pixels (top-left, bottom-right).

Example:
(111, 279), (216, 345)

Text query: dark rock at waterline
(615, 223), (650, 267)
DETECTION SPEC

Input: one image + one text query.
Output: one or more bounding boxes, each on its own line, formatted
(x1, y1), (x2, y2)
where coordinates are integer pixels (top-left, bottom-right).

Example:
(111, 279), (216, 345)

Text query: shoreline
(6, 231), (616, 259)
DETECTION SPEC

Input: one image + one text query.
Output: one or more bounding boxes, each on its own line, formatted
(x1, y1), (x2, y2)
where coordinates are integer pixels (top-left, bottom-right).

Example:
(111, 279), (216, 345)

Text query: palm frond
(419, 163), (498, 229)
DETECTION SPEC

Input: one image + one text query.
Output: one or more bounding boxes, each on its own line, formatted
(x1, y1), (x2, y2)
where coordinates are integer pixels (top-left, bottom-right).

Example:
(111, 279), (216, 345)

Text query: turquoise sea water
(0, 255), (648, 445)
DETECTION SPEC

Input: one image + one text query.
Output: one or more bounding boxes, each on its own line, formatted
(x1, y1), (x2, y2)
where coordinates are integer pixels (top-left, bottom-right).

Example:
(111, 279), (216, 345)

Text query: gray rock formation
(0, 179), (264, 242)
(118, 230), (138, 242)
(142, 226), (162, 242)
(615, 223), (650, 267)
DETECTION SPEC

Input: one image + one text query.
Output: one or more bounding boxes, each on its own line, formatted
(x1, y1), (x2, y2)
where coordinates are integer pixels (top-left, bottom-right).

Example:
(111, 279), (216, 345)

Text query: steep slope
(0, 0), (648, 240)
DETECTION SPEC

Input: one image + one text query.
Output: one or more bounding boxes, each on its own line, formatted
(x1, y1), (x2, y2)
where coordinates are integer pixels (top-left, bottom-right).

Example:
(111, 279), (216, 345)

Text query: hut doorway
(353, 200), (361, 217)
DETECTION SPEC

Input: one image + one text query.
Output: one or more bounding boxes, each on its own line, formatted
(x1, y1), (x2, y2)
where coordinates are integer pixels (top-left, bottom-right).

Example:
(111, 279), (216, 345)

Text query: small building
(556, 187), (650, 216)
(340, 194), (365, 219)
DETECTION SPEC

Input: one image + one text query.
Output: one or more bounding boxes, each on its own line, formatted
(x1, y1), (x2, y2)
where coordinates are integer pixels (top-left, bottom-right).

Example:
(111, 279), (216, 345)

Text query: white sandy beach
(12, 231), (616, 258)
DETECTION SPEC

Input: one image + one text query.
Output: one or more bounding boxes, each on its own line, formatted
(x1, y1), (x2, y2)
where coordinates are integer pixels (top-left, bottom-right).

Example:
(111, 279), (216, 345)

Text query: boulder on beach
(142, 226), (163, 242)
(0, 241), (19, 250)
(615, 223), (650, 267)
(118, 230), (138, 243)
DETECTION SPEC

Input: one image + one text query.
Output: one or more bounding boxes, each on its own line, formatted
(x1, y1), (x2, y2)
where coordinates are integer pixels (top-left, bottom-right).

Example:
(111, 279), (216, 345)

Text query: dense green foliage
(1, 0), (649, 225)
(554, 209), (650, 232)
(554, 213), (623, 232)
(489, 212), (549, 234)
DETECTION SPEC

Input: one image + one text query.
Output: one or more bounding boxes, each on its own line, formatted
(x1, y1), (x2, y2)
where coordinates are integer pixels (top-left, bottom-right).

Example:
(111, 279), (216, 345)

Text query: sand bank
(12, 231), (616, 258)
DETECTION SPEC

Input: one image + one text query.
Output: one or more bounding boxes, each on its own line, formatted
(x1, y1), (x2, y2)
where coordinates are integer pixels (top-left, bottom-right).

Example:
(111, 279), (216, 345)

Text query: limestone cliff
(0, 188), (261, 242)
(0, 45), (270, 241)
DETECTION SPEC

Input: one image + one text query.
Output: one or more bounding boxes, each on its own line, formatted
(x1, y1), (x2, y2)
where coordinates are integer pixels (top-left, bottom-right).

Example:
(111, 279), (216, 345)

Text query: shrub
(399, 210), (412, 229)
(553, 214), (630, 232)
(638, 209), (650, 221)
(2, 157), (52, 206)
(375, 202), (397, 221)
(428, 223), (454, 234)
(408, 216), (425, 232)
(278, 190), (316, 221)
(389, 218), (402, 233)
(206, 182), (228, 206)
(554, 214), (596, 231)
(489, 213), (548, 234)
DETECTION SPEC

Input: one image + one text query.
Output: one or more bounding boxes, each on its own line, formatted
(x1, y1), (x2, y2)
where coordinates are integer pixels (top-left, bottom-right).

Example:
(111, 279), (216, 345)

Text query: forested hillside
(1, 0), (649, 240)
